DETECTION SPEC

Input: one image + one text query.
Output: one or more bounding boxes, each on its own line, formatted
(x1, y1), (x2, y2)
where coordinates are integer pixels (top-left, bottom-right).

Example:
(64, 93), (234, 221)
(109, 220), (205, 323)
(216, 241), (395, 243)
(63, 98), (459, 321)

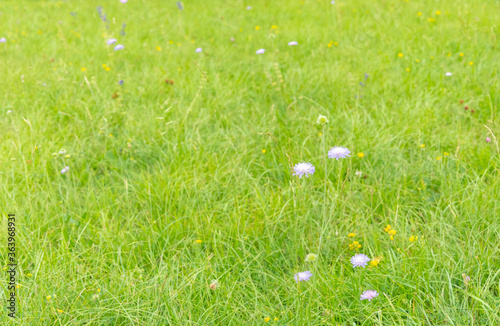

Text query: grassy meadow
(1, 0), (500, 324)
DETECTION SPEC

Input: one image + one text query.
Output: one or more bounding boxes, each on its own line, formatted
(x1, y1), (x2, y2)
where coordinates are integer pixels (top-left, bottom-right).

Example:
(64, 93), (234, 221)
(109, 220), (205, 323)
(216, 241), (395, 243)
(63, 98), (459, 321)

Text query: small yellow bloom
(16, 284), (21, 288)
(420, 144), (425, 148)
(109, 133), (113, 137)
(27, 273), (32, 277)
(406, 68), (410, 72)
(398, 53), (403, 58)
(169, 40), (173, 44)
(349, 241), (361, 250)
(264, 317), (270, 322)
(262, 149), (266, 154)
(81, 67), (86, 72)
(334, 42), (338, 46)
(102, 64), (107, 68)
(156, 46), (161, 51)
(469, 62), (473, 65)
(428, 18), (435, 22)
(370, 257), (381, 267)
(271, 25), (278, 29)
(105, 67), (111, 71)
(348, 233), (356, 237)
(410, 235), (418, 242)
(431, 56), (434, 59)
(384, 225), (391, 232)
(38, 30), (42, 34)
(46, 296), (52, 300)
(444, 152), (450, 156)
(255, 26), (260, 30)
(417, 12), (422, 16)
(97, 289), (101, 292)
(436, 11), (441, 15)
(436, 156), (442, 160)
(389, 229), (396, 236)
(447, 53), (451, 57)
(327, 43), (332, 48)
(195, 240), (202, 243)
(460, 53), (464, 57)
(318, 132), (322, 136)
(390, 235), (394, 240)
(357, 152), (364, 158)
(415, 59), (420, 62)
(57, 309), (63, 313)
(274, 318), (279, 321)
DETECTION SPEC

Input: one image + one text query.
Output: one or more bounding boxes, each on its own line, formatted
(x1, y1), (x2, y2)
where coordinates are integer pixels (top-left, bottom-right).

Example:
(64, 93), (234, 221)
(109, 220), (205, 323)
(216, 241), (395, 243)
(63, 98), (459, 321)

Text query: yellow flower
(469, 62), (473, 65)
(420, 144), (425, 148)
(349, 241), (361, 250)
(81, 67), (86, 72)
(406, 68), (410, 72)
(415, 59), (420, 62)
(334, 42), (338, 46)
(370, 257), (381, 267)
(327, 43), (332, 48)
(357, 152), (364, 158)
(398, 53), (403, 58)
(428, 18), (435, 22)
(460, 53), (464, 57)
(105, 67), (111, 71)
(348, 233), (356, 237)
(384, 225), (391, 232)
(410, 235), (418, 242)
(264, 317), (270, 322)
(271, 25), (278, 29)
(97, 289), (101, 292)
(318, 132), (322, 136)
(437, 156), (442, 160)
(444, 152), (450, 156)
(57, 309), (63, 313)
(195, 240), (202, 243)
(46, 296), (52, 300)
(169, 40), (173, 44)
(156, 46), (161, 51)
(255, 26), (260, 30)
(436, 11), (441, 15)
(274, 318), (279, 321)
(262, 149), (266, 154)
(417, 12), (422, 16)
(389, 229), (396, 236)
(102, 64), (107, 68)
(27, 273), (32, 277)
(390, 235), (394, 240)
(447, 53), (451, 57)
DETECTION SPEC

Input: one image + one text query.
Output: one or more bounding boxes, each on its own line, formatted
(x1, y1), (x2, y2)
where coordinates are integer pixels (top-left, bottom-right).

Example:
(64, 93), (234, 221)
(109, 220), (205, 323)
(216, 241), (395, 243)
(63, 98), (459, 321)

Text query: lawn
(1, 0), (500, 324)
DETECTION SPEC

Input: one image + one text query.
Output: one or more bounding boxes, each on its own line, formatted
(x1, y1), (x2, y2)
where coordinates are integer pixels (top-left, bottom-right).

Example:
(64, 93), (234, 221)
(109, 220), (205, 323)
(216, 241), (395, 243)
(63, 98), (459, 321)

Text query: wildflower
(27, 273), (32, 277)
(428, 18), (435, 22)
(469, 62), (473, 65)
(384, 225), (391, 232)
(195, 47), (202, 53)
(349, 241), (361, 250)
(486, 137), (491, 143)
(316, 114), (328, 125)
(114, 44), (124, 51)
(348, 233), (356, 237)
(46, 296), (52, 300)
(107, 38), (117, 45)
(195, 239), (202, 243)
(262, 149), (266, 153)
(350, 254), (370, 268)
(293, 162), (315, 178)
(460, 53), (464, 57)
(462, 273), (470, 286)
(255, 26), (260, 30)
(420, 144), (425, 148)
(436, 11), (441, 15)
(357, 152), (364, 158)
(209, 280), (219, 290)
(246, 6), (252, 10)
(355, 171), (363, 177)
(406, 68), (410, 72)
(288, 41), (298, 46)
(118, 80), (124, 86)
(437, 156), (442, 161)
(388, 229), (396, 236)
(274, 318), (279, 321)
(360, 290), (379, 301)
(57, 309), (63, 313)
(331, 0), (335, 3)
(328, 147), (350, 160)
(305, 253), (317, 262)
(294, 271), (313, 283)
(120, 0), (127, 3)
(370, 257), (381, 267)
(156, 46), (161, 51)
(256, 49), (265, 54)
(444, 152), (450, 156)
(264, 317), (270, 322)
(0, 38), (6, 43)
(409, 235), (418, 242)
(59, 149), (66, 155)
(61, 166), (69, 174)
(445, 72), (452, 76)
(398, 53), (403, 58)
(417, 12), (422, 16)
(81, 67), (86, 72)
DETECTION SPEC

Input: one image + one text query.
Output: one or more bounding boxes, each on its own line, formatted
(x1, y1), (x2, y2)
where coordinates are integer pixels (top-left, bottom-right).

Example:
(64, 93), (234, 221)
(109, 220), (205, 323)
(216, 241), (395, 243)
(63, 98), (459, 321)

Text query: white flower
(195, 47), (202, 53)
(355, 171), (363, 177)
(288, 41), (298, 46)
(114, 44), (125, 51)
(360, 290), (379, 301)
(293, 162), (315, 178)
(0, 38), (6, 43)
(256, 49), (265, 54)
(328, 147), (350, 160)
(61, 166), (70, 174)
(350, 254), (370, 268)
(59, 149), (67, 155)
(316, 114), (328, 125)
(246, 6), (252, 10)
(445, 72), (452, 76)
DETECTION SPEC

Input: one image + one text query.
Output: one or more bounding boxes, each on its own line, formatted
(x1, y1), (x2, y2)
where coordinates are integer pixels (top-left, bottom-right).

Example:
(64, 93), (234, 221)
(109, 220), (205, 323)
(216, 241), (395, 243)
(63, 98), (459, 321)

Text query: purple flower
(486, 137), (491, 143)
(61, 166), (70, 174)
(350, 254), (370, 268)
(288, 41), (298, 46)
(118, 80), (124, 86)
(195, 47), (202, 53)
(294, 271), (312, 283)
(360, 290), (379, 301)
(328, 146), (350, 160)
(120, 0), (127, 3)
(256, 49), (265, 54)
(0, 38), (6, 43)
(293, 162), (315, 178)
(114, 44), (124, 51)
(107, 38), (117, 45)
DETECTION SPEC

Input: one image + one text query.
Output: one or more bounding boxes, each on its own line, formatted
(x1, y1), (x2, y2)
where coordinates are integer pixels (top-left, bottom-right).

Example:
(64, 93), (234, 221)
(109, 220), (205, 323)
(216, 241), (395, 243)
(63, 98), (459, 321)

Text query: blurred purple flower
(256, 49), (265, 54)
(114, 44), (124, 51)
(328, 146), (350, 160)
(195, 47), (202, 53)
(288, 41), (298, 46)
(107, 38), (117, 45)
(294, 271), (312, 283)
(350, 254), (370, 268)
(118, 80), (124, 86)
(486, 137), (491, 143)
(360, 290), (379, 301)
(0, 38), (6, 43)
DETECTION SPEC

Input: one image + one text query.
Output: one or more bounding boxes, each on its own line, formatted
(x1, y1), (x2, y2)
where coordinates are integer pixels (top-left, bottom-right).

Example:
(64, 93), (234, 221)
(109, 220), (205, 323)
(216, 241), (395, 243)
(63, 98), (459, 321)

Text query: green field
(1, 0), (500, 324)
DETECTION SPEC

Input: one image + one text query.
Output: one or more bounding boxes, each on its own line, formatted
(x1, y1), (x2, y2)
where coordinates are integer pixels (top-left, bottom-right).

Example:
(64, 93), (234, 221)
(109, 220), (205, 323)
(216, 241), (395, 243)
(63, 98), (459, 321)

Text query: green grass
(1, 0), (500, 324)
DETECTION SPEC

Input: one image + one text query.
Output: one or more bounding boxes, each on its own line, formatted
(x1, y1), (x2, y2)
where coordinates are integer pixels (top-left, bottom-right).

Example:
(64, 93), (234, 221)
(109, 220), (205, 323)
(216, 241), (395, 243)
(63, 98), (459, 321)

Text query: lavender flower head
(0, 38), (6, 43)
(195, 47), (202, 53)
(328, 146), (350, 160)
(256, 49), (265, 54)
(360, 290), (379, 301)
(486, 137), (491, 143)
(114, 44), (124, 51)
(294, 271), (312, 283)
(350, 253), (370, 268)
(120, 0), (128, 3)
(107, 38), (117, 45)
(61, 166), (70, 174)
(445, 72), (452, 77)
(293, 162), (315, 178)
(288, 41), (298, 46)
(118, 80), (124, 86)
